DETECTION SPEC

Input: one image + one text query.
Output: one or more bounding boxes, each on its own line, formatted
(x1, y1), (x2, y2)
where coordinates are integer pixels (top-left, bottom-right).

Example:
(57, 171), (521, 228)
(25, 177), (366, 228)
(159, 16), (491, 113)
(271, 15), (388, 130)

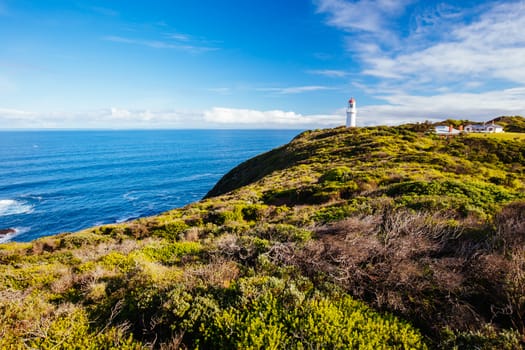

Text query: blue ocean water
(0, 130), (300, 242)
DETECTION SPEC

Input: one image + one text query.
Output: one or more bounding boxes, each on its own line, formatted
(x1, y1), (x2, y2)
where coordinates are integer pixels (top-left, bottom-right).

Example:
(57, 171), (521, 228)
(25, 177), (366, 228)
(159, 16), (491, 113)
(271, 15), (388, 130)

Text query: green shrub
(387, 180), (522, 215)
(141, 241), (202, 265)
(320, 166), (353, 183)
(58, 232), (110, 249)
(1, 264), (63, 290)
(439, 326), (521, 350)
(205, 208), (244, 225)
(314, 204), (357, 223)
(257, 224), (312, 243)
(200, 277), (428, 349)
(241, 204), (268, 222)
(153, 220), (189, 240)
(23, 307), (142, 350)
(100, 252), (136, 273)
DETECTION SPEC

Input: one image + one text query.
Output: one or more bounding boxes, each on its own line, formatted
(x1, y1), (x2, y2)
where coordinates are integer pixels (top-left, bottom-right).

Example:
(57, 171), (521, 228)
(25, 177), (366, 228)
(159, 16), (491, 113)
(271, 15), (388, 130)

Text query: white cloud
(167, 33), (191, 42)
(313, 1), (525, 124)
(110, 107), (131, 119)
(0, 107), (34, 120)
(307, 69), (349, 78)
(318, 1), (525, 88)
(4, 64), (522, 128)
(204, 107), (341, 128)
(103, 35), (218, 54)
(359, 87), (525, 125)
(0, 106), (344, 129)
(361, 3), (525, 85)
(102, 108), (194, 126)
(0, 108), (198, 129)
(314, 0), (413, 34)
(258, 85), (334, 94)
(2, 94), (523, 130)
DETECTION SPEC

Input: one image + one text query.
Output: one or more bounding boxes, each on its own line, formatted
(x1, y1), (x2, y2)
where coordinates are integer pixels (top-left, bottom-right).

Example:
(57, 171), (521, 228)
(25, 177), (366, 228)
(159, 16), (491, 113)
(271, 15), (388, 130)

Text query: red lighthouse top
(348, 97), (355, 104)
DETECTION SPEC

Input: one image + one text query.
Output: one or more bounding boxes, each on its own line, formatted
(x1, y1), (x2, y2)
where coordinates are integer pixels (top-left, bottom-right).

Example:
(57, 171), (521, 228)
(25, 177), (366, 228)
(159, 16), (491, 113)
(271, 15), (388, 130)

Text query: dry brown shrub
(30, 237), (61, 254)
(183, 227), (200, 242)
(73, 265), (115, 298)
(182, 258), (239, 289)
(266, 209), (523, 336)
(159, 333), (186, 350)
(504, 250), (525, 334)
(425, 257), (465, 291)
(213, 234), (240, 258)
(494, 201), (525, 253)
(72, 238), (149, 263)
(50, 267), (74, 294)
(0, 289), (55, 340)
(318, 215), (380, 237)
(123, 221), (152, 238)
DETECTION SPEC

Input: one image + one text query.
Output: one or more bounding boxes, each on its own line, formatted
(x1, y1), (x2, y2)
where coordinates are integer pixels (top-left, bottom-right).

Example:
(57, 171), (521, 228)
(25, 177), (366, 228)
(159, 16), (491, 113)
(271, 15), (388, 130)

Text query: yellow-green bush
(200, 277), (428, 349)
(153, 220), (189, 240)
(140, 241), (202, 265)
(25, 307), (143, 350)
(99, 251), (136, 273)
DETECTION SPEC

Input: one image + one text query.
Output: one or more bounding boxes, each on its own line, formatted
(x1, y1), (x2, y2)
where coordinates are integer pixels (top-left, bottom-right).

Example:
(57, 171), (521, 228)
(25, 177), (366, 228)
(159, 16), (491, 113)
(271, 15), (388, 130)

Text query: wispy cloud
(307, 69), (349, 78)
(167, 32), (191, 41)
(314, 0), (525, 122)
(314, 0), (413, 33)
(361, 2), (525, 86)
(316, 0), (525, 89)
(103, 33), (218, 54)
(258, 85), (335, 94)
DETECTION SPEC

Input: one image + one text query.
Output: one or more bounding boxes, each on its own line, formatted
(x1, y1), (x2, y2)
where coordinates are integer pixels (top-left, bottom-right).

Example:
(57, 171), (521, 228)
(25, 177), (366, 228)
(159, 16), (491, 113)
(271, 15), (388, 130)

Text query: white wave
(0, 199), (34, 216)
(123, 192), (138, 201)
(0, 227), (29, 244)
(20, 194), (43, 201)
(179, 173), (214, 182)
(116, 217), (132, 223)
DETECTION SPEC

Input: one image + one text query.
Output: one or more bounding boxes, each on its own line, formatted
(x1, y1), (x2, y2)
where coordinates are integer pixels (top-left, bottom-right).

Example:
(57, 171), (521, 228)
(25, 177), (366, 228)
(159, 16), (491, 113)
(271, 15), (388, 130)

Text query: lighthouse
(346, 97), (356, 127)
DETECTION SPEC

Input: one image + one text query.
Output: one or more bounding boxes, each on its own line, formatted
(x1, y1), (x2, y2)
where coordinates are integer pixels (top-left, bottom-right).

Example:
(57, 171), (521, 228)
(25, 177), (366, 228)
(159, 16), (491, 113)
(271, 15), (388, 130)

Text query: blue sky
(1, 0), (524, 128)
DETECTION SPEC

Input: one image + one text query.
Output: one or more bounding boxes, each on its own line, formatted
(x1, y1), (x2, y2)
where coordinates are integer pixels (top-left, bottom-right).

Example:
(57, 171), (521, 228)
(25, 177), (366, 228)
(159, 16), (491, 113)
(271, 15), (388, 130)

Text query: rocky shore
(0, 228), (15, 237)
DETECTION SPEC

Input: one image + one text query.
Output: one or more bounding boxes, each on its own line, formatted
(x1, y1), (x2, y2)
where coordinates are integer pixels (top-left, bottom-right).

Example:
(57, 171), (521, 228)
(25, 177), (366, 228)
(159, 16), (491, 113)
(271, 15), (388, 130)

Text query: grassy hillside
(1, 124), (525, 349)
(467, 132), (525, 141)
(490, 116), (525, 133)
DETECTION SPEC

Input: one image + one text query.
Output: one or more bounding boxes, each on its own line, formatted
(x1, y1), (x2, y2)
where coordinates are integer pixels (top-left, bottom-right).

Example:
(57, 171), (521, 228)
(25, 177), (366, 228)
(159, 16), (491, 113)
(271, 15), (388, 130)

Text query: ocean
(0, 129), (300, 242)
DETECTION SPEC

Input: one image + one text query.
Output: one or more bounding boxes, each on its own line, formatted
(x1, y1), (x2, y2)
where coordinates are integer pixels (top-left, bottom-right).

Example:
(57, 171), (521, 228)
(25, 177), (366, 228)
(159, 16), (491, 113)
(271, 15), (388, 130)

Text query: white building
(464, 123), (504, 133)
(434, 125), (462, 136)
(346, 97), (356, 127)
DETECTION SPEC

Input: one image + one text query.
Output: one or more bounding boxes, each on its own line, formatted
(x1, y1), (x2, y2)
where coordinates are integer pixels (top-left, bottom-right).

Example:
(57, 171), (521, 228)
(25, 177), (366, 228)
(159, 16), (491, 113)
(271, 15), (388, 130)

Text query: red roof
(348, 98), (355, 103)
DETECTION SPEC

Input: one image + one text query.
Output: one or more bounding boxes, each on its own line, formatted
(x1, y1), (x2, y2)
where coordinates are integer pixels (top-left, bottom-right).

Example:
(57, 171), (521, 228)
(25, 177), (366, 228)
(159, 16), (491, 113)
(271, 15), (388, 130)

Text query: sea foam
(0, 199), (34, 216)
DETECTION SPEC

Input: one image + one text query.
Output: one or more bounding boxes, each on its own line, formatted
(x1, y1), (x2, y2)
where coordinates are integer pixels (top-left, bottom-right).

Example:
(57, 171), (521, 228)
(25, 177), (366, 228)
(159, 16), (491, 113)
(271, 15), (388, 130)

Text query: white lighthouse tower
(346, 97), (357, 127)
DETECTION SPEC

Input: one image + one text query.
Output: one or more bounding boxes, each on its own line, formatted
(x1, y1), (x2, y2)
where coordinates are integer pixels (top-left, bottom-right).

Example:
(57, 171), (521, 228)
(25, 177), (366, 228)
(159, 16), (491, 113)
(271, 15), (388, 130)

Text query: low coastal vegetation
(1, 118), (524, 348)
